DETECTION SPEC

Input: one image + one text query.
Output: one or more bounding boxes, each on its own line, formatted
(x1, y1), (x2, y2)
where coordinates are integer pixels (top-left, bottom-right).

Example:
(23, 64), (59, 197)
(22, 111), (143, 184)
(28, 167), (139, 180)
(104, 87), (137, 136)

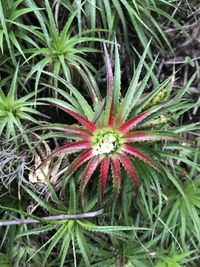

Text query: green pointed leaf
(22, 186), (67, 215)
(116, 41), (151, 124)
(76, 225), (91, 266)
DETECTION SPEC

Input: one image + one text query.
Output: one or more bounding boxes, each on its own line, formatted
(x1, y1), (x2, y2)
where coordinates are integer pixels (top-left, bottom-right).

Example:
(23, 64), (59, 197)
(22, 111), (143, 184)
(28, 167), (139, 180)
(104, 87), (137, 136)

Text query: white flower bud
(92, 133), (117, 155)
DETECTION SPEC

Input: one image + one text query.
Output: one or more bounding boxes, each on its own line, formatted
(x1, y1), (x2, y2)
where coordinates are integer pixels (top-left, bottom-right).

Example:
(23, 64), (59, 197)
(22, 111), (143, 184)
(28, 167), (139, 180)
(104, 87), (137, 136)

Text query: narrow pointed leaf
(113, 39), (121, 113)
(100, 158), (110, 197)
(118, 154), (138, 194)
(111, 157), (122, 195)
(67, 150), (93, 176)
(45, 0), (58, 39)
(42, 225), (67, 266)
(39, 141), (91, 169)
(76, 225), (91, 266)
(11, 8), (35, 21)
(7, 64), (19, 101)
(51, 102), (97, 133)
(124, 131), (184, 143)
(122, 144), (159, 170)
(0, 88), (7, 102)
(54, 140), (91, 154)
(103, 43), (114, 126)
(25, 0), (50, 46)
(108, 99), (114, 127)
(9, 31), (26, 59)
(47, 125), (92, 140)
(104, 43), (113, 94)
(80, 156), (100, 194)
(118, 107), (160, 134)
(116, 41), (151, 124)
(0, 1), (13, 61)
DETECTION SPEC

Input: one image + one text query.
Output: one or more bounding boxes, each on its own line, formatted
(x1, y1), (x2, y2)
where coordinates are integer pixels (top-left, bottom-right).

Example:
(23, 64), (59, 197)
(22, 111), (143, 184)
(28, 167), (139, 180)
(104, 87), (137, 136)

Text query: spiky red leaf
(80, 156), (100, 194)
(103, 43), (113, 94)
(103, 44), (114, 127)
(122, 144), (159, 170)
(108, 99), (114, 127)
(67, 150), (93, 176)
(100, 157), (110, 197)
(118, 154), (138, 194)
(111, 157), (122, 195)
(51, 102), (97, 133)
(53, 140), (91, 154)
(124, 131), (177, 143)
(38, 141), (91, 169)
(54, 125), (92, 140)
(118, 110), (153, 134)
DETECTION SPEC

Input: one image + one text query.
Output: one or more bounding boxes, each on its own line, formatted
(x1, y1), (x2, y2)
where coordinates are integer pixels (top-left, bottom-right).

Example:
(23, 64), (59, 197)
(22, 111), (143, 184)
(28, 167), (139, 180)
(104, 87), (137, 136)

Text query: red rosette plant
(42, 44), (184, 198)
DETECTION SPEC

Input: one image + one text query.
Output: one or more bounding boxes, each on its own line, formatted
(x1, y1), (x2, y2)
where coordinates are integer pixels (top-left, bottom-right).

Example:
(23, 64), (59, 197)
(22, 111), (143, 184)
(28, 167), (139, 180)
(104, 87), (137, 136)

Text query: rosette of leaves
(40, 42), (191, 198)
(25, 0), (103, 93)
(9, 180), (140, 267)
(0, 0), (39, 62)
(0, 65), (44, 145)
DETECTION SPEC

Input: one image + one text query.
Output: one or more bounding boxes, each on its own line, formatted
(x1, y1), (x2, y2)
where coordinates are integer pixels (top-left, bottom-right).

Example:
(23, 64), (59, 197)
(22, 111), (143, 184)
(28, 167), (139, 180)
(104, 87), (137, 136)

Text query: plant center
(92, 129), (122, 156)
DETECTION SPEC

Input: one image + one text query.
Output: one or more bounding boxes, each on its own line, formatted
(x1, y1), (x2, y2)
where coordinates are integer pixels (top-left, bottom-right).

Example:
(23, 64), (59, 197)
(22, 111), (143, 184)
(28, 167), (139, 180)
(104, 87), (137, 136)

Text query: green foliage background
(0, 0), (199, 266)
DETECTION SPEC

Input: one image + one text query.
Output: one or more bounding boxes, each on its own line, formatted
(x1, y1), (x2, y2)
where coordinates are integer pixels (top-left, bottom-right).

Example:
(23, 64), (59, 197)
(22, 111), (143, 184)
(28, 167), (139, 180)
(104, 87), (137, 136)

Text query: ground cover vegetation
(0, 0), (200, 266)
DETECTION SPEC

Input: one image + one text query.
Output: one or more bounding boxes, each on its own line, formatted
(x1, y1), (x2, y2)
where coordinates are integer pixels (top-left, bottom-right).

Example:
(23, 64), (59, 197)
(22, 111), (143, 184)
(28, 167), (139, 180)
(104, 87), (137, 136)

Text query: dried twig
(0, 209), (104, 227)
(162, 56), (200, 65)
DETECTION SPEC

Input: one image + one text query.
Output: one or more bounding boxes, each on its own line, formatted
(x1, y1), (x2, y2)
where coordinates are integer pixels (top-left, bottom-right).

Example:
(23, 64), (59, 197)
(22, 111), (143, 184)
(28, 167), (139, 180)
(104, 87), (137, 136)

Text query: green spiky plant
(24, 0), (105, 93)
(0, 65), (44, 145)
(0, 179), (144, 267)
(0, 0), (39, 62)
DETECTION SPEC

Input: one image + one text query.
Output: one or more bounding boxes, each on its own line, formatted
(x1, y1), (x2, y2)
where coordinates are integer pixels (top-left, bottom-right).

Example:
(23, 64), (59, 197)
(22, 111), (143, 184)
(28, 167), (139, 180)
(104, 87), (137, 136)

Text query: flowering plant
(42, 45), (182, 198)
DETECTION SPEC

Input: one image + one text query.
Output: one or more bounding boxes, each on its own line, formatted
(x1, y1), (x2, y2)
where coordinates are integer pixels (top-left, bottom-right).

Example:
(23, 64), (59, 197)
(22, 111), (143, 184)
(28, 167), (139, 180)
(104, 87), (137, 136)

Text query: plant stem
(0, 209), (104, 227)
